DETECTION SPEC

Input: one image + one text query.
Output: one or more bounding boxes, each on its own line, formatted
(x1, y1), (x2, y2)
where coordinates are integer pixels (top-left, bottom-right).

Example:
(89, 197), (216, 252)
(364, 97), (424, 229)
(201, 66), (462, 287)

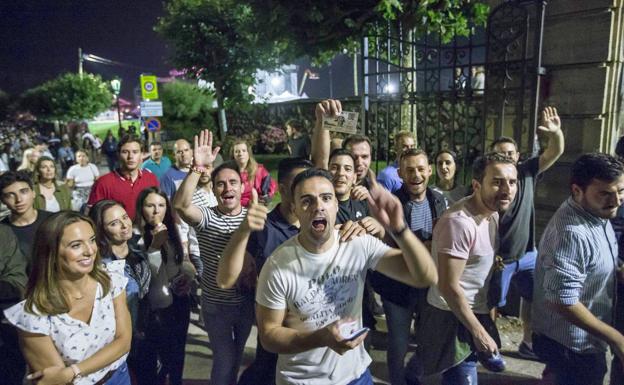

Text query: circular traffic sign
(144, 81), (155, 92)
(145, 118), (161, 132)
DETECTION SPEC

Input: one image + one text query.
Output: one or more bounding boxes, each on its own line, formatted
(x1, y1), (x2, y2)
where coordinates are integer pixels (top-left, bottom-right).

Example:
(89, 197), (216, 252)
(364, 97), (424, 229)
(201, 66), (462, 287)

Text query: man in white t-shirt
(256, 168), (437, 385)
(410, 153), (517, 385)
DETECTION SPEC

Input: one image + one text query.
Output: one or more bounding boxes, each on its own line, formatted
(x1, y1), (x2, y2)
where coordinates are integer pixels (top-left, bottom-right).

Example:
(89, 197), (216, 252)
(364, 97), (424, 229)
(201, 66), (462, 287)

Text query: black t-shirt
(336, 199), (369, 225)
(2, 210), (53, 268)
(288, 135), (311, 159)
(498, 157), (540, 262)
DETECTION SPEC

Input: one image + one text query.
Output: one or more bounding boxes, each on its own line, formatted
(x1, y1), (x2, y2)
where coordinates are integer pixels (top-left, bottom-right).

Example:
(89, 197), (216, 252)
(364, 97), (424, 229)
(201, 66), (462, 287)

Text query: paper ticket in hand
(323, 111), (359, 134)
(338, 320), (369, 341)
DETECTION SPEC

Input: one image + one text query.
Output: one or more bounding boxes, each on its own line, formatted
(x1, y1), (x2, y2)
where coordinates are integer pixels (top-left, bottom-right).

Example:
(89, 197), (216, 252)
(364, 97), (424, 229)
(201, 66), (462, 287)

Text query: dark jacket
(370, 186), (447, 308)
(0, 224), (27, 314)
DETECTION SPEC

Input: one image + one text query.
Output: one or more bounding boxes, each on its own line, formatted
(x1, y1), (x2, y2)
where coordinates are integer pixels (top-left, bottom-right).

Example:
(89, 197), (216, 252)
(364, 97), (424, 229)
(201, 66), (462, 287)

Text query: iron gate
(361, 0), (547, 181)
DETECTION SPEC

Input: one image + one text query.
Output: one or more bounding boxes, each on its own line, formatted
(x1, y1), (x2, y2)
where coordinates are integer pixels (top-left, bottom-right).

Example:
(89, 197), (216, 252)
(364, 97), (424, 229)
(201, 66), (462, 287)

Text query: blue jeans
(489, 250), (536, 307)
(105, 362), (131, 385)
(533, 334), (607, 385)
(347, 369), (373, 385)
(441, 355), (478, 385)
(383, 297), (421, 385)
(202, 298), (254, 385)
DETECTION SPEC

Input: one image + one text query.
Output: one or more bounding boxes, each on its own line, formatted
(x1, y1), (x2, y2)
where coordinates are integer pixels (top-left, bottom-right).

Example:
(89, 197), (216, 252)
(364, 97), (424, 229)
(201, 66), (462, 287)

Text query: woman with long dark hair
(433, 149), (470, 205)
(134, 186), (194, 385)
(3, 211), (131, 384)
(33, 156), (72, 212)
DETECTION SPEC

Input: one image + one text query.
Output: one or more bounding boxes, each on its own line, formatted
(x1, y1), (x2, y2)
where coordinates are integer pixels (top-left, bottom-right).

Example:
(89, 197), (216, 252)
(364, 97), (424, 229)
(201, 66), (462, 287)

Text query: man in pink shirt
(408, 153), (518, 385)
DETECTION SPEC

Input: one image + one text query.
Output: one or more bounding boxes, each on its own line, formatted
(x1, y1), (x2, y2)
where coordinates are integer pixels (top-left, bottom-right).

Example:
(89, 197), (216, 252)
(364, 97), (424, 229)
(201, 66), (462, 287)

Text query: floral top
(4, 261), (129, 385)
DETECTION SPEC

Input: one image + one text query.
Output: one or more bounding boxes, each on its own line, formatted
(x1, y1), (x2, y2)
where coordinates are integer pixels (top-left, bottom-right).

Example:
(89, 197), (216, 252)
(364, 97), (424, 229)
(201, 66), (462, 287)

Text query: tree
(160, 81), (217, 140)
(245, 0), (490, 64)
(20, 73), (113, 122)
(156, 0), (283, 139)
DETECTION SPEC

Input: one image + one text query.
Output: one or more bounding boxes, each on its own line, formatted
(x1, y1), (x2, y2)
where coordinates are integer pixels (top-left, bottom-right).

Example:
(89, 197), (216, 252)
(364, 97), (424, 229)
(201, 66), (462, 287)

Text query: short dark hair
(329, 148), (355, 165)
(277, 158), (313, 183)
(285, 119), (304, 131)
(117, 134), (143, 153)
(149, 141), (162, 148)
(615, 136), (624, 159)
(210, 160), (241, 183)
(490, 136), (518, 151)
(472, 152), (515, 182)
(399, 148), (429, 164)
(343, 135), (372, 151)
(571, 153), (624, 190)
(291, 168), (333, 196)
(0, 171), (33, 193)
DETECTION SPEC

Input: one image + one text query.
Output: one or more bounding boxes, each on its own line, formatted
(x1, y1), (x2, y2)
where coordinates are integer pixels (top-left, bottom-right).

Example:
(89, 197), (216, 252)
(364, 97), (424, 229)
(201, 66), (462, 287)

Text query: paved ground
(181, 311), (549, 385)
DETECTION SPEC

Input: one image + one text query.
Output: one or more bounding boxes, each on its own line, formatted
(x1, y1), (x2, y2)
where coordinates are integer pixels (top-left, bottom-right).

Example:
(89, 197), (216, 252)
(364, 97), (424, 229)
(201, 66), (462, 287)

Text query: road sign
(140, 101), (163, 117)
(140, 74), (159, 100)
(145, 118), (161, 132)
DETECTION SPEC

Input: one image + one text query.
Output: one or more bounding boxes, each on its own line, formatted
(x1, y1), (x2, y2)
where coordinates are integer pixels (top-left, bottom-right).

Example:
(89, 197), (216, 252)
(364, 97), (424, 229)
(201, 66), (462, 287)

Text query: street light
(110, 79), (122, 131)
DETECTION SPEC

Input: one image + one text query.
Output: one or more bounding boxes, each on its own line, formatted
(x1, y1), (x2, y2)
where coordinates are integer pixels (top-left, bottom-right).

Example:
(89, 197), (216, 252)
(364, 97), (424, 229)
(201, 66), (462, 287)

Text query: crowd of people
(0, 99), (623, 385)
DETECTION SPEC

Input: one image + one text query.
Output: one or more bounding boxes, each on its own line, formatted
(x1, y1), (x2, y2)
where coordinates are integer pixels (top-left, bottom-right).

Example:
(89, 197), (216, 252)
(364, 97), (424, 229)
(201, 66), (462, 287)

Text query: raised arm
(367, 180), (437, 287)
(173, 129), (220, 227)
(217, 190), (268, 289)
(537, 106), (564, 174)
(311, 100), (341, 169)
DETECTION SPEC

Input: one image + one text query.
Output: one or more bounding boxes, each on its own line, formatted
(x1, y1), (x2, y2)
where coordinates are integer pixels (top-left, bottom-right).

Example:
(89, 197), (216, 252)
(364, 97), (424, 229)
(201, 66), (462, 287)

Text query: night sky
(0, 1), (356, 101)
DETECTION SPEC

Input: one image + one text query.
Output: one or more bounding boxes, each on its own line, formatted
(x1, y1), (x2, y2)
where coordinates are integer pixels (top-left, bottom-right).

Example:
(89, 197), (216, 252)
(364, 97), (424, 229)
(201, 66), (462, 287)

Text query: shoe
(518, 341), (540, 361)
(478, 351), (506, 372)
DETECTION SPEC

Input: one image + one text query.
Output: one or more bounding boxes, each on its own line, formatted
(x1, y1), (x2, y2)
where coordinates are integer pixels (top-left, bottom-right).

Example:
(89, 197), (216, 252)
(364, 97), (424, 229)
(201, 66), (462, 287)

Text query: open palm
(193, 129), (220, 167)
(537, 106), (561, 134)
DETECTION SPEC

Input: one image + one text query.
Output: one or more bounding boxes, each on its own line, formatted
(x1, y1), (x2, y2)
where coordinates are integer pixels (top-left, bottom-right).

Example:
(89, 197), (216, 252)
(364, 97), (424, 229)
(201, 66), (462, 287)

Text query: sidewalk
(182, 312), (547, 385)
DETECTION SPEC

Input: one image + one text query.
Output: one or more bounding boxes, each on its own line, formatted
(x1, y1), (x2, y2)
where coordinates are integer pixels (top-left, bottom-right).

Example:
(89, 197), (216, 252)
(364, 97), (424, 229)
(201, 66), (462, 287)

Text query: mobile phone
(339, 321), (370, 341)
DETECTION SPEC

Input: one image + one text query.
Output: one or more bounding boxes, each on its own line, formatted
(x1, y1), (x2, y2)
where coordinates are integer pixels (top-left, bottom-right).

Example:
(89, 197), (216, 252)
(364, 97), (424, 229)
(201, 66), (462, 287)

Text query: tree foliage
(20, 73), (113, 122)
(156, 0), (282, 108)
(160, 81), (217, 140)
(245, 0), (490, 64)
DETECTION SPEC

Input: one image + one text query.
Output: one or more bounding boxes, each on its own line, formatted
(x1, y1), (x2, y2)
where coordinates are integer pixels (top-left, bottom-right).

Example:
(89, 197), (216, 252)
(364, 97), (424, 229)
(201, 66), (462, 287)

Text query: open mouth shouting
(311, 217), (328, 233)
(221, 192), (236, 204)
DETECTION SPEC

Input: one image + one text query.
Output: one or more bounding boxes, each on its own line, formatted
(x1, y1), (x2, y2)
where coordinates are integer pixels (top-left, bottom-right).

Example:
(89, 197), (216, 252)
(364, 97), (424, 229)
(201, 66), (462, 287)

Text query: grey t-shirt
(498, 157), (540, 262)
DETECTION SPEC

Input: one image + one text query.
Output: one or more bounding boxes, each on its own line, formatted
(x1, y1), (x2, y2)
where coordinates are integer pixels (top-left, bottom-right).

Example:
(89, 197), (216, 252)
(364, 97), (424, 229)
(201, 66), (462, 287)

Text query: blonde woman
(3, 211), (131, 384)
(229, 139), (276, 207)
(17, 148), (42, 174)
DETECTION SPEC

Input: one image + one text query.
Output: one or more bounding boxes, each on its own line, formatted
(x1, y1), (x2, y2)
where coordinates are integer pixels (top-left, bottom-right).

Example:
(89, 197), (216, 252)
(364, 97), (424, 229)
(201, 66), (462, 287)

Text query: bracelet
(70, 364), (82, 382)
(191, 165), (207, 175)
(390, 224), (409, 238)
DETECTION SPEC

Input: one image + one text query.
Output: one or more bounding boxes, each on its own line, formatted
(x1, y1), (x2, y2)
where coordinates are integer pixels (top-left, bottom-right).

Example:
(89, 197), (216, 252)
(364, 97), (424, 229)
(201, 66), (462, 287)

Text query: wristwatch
(70, 364), (83, 383)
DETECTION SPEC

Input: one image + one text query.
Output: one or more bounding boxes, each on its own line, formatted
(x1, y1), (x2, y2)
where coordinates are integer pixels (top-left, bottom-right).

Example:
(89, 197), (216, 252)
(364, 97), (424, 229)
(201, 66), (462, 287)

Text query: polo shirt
(141, 156), (172, 180)
(377, 161), (402, 193)
(247, 204), (299, 271)
(87, 169), (159, 220)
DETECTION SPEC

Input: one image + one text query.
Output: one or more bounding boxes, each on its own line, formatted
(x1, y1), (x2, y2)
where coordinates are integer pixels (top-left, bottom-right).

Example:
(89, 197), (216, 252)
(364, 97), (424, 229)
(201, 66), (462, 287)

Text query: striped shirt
(407, 199), (433, 238)
(533, 197), (618, 353)
(195, 205), (250, 305)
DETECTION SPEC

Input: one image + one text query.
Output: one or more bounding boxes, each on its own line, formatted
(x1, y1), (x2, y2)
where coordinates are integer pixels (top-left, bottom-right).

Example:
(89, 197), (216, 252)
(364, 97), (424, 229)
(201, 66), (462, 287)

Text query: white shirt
(66, 164), (99, 188)
(256, 231), (390, 385)
(4, 261), (129, 385)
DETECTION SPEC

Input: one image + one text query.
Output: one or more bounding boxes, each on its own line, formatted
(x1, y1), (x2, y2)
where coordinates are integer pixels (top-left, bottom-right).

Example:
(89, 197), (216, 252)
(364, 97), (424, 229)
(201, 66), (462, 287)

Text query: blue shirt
(142, 156), (172, 180)
(533, 197), (618, 353)
(247, 204), (299, 271)
(160, 166), (187, 199)
(377, 161), (403, 193)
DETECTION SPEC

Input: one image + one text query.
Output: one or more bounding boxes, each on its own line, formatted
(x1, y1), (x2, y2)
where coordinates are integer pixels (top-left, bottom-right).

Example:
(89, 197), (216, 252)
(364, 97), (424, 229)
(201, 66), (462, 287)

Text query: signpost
(140, 74), (159, 100)
(140, 101), (163, 117)
(145, 117), (161, 132)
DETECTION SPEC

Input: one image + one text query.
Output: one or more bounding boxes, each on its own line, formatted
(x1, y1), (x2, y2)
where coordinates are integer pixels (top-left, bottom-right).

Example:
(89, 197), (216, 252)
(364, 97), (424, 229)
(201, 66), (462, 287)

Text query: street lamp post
(110, 79), (122, 131)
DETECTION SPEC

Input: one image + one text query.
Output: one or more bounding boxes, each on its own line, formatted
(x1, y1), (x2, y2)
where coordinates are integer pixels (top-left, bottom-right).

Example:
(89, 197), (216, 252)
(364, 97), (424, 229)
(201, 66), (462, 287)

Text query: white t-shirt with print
(4, 261), (128, 385)
(66, 163), (100, 188)
(427, 198), (498, 314)
(256, 231), (390, 385)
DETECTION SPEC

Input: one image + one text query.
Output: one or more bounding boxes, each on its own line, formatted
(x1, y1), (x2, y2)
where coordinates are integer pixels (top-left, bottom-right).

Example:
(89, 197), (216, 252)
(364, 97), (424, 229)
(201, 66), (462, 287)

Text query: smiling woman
(3, 211), (132, 385)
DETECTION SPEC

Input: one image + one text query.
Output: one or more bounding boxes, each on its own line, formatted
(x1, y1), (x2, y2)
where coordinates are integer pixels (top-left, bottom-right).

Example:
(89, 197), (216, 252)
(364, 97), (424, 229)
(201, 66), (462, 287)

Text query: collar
(268, 204), (298, 230)
(567, 197), (609, 226)
(114, 168), (143, 182)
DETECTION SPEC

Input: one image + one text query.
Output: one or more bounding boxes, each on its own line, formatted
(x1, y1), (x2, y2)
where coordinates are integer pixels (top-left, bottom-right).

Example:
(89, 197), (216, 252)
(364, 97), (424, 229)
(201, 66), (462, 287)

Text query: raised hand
(351, 185), (371, 202)
(335, 220), (366, 242)
(359, 216), (384, 238)
(315, 99), (342, 127)
(366, 176), (405, 233)
(149, 222), (169, 251)
(537, 106), (561, 134)
(193, 129), (221, 167)
(242, 189), (268, 232)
